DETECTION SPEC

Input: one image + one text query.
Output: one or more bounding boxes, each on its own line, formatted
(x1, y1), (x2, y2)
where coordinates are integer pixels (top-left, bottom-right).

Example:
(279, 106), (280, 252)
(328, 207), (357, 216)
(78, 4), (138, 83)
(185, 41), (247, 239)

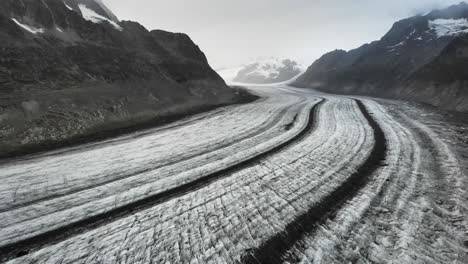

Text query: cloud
(104, 0), (463, 68)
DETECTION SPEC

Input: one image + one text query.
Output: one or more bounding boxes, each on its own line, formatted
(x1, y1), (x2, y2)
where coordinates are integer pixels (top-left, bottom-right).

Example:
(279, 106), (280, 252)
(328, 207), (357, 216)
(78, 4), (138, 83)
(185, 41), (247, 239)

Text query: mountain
(0, 0), (253, 157)
(293, 2), (468, 112)
(224, 58), (302, 84)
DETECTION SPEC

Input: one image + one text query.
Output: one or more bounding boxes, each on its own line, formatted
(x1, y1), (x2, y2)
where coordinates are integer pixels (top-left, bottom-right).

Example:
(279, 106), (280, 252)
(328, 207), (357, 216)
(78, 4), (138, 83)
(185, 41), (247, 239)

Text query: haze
(105, 0), (462, 69)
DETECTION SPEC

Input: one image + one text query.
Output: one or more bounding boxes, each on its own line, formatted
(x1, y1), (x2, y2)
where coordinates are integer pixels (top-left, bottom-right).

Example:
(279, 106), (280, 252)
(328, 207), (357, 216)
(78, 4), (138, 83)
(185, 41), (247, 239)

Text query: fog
(104, 0), (463, 69)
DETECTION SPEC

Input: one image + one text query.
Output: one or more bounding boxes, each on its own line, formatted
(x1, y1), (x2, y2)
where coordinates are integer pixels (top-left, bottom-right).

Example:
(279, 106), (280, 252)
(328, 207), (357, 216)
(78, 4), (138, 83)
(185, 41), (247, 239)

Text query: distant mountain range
(293, 2), (468, 112)
(0, 0), (252, 157)
(218, 58), (303, 84)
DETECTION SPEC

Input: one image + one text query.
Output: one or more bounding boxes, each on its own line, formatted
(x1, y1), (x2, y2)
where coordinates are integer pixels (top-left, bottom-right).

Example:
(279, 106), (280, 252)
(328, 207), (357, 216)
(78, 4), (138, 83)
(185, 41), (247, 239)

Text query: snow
(78, 4), (122, 31)
(93, 0), (120, 25)
(234, 71), (305, 87)
(10, 18), (44, 34)
(223, 58), (304, 85)
(387, 41), (405, 49)
(282, 98), (467, 263)
(407, 29), (416, 39)
(63, 1), (73, 10)
(243, 58), (298, 78)
(429, 18), (468, 38)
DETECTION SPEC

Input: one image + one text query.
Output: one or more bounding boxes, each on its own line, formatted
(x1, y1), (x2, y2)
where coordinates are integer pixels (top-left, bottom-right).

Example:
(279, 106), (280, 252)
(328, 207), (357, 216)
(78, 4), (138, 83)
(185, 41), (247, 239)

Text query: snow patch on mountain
(387, 41), (405, 49)
(78, 4), (122, 30)
(63, 1), (73, 10)
(11, 18), (44, 34)
(429, 18), (468, 38)
(244, 58), (297, 77)
(94, 0), (120, 24)
(407, 29), (416, 39)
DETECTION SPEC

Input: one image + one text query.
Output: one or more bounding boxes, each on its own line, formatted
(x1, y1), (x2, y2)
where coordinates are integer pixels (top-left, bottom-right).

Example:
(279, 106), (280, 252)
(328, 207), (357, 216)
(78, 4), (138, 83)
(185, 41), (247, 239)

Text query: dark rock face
(233, 58), (302, 84)
(0, 0), (247, 157)
(293, 2), (468, 112)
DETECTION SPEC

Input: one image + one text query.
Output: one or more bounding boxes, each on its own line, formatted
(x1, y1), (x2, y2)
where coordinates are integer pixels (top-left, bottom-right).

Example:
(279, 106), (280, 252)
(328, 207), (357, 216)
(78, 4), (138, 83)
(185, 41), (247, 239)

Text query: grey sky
(104, 0), (462, 69)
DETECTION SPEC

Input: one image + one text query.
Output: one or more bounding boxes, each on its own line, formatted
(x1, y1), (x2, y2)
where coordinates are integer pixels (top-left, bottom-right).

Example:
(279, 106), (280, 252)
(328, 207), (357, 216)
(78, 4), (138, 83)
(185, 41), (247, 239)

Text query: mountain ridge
(218, 58), (303, 84)
(0, 0), (254, 158)
(293, 2), (468, 112)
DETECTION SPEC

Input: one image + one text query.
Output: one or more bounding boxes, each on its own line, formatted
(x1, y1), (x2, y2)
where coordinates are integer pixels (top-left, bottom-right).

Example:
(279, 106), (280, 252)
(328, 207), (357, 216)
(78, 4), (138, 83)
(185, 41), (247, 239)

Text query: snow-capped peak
(221, 58), (304, 84)
(429, 18), (468, 38)
(78, 4), (122, 30)
(241, 58), (302, 78)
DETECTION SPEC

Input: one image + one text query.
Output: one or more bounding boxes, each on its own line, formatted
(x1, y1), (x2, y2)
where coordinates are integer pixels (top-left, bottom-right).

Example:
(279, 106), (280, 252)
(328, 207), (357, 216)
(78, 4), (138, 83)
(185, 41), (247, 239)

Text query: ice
(78, 4), (122, 31)
(407, 29), (416, 39)
(243, 58), (295, 78)
(63, 1), (73, 11)
(218, 59), (304, 86)
(0, 88), (311, 249)
(429, 18), (468, 38)
(387, 41), (405, 49)
(4, 89), (376, 263)
(1, 86), (466, 263)
(10, 18), (44, 34)
(287, 99), (468, 263)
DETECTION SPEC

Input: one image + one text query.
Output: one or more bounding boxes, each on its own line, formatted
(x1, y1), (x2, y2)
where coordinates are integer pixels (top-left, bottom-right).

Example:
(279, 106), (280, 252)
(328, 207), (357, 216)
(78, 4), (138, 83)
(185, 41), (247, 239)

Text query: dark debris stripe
(0, 98), (325, 262)
(241, 99), (388, 264)
(0, 99), (302, 215)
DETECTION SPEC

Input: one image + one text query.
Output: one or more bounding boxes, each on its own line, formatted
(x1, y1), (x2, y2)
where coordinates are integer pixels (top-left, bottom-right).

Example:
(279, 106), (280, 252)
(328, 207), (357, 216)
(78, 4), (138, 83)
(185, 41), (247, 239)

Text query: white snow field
(0, 86), (466, 264)
(429, 18), (468, 38)
(77, 4), (122, 30)
(10, 18), (45, 34)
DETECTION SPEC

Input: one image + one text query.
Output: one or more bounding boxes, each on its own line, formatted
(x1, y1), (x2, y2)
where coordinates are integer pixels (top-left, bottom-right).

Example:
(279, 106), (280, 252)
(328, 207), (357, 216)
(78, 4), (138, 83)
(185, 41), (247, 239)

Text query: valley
(0, 86), (466, 263)
(1, 1), (468, 263)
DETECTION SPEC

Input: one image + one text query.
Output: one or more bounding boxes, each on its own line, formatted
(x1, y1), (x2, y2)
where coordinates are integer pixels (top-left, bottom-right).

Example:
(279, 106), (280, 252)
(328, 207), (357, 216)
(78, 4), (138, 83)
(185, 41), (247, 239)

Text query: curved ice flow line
(0, 98), (325, 262)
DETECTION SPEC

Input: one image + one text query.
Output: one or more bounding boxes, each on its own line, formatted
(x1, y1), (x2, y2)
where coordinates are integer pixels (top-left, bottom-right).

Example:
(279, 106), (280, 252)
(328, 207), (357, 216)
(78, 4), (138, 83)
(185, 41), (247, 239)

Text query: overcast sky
(104, 0), (462, 69)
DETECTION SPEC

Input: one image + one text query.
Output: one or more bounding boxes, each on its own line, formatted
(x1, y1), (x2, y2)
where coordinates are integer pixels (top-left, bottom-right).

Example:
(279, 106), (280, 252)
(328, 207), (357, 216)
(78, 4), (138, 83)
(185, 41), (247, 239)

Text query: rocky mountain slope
(293, 2), (468, 112)
(226, 58), (302, 84)
(0, 0), (253, 158)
